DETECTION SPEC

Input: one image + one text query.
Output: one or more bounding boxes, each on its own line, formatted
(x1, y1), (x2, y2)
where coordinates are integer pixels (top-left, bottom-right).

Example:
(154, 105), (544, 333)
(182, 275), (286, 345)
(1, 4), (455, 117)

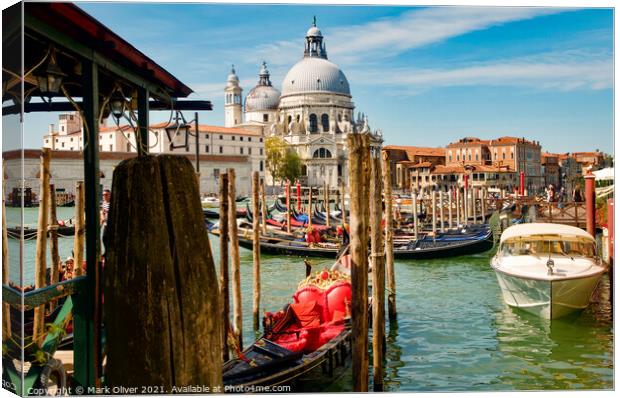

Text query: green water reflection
(7, 208), (613, 391)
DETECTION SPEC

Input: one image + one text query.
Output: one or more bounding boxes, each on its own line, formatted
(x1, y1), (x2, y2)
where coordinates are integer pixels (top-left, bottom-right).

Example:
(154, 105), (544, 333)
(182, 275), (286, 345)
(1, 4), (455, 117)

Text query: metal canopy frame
(2, 2), (208, 393)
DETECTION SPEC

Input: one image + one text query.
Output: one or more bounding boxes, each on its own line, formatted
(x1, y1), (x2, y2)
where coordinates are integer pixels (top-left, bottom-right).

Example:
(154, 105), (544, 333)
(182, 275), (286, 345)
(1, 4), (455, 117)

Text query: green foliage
(264, 136), (302, 185)
(280, 150), (302, 183)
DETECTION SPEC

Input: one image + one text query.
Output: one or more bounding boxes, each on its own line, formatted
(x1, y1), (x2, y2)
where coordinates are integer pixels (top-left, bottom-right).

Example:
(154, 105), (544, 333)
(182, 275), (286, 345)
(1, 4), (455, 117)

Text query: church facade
(225, 19), (382, 187)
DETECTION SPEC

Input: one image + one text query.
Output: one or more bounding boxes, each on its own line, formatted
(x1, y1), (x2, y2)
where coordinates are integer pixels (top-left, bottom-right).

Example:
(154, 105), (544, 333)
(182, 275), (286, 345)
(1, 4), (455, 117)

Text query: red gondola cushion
(290, 300), (321, 328)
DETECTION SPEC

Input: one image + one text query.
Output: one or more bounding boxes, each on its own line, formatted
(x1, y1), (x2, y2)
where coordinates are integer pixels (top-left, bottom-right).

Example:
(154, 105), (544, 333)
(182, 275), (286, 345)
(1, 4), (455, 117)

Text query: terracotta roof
(410, 161), (433, 168)
(383, 145), (445, 160)
(572, 151), (603, 158)
(491, 136), (539, 146)
(150, 122), (262, 136)
(446, 137), (491, 147)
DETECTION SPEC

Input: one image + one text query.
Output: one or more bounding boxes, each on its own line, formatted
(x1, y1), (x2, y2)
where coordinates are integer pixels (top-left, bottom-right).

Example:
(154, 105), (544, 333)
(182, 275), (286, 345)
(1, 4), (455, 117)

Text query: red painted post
(585, 172), (595, 237)
(286, 180), (291, 234)
(464, 174), (469, 191)
(519, 171), (525, 197)
(296, 180), (301, 212)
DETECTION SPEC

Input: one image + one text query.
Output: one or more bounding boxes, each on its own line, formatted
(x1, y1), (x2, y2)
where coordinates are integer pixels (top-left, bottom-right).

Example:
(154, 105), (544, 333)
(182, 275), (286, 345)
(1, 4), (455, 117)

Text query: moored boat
(223, 264), (352, 389)
(491, 223), (607, 319)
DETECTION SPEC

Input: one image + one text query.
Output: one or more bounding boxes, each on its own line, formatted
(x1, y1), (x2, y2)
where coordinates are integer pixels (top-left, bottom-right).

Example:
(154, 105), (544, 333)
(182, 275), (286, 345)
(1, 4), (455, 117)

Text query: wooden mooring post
(412, 188), (419, 240)
(73, 181), (85, 278)
(348, 133), (371, 392)
(33, 148), (51, 343)
(431, 190), (437, 233)
(439, 190), (445, 232)
(104, 155), (222, 389)
(448, 188), (453, 230)
(251, 171), (261, 330)
(286, 181), (291, 234)
(260, 179), (267, 236)
(324, 181), (330, 227)
(228, 168), (243, 349)
(456, 187), (461, 226)
(308, 186), (313, 227)
(370, 153), (385, 391)
(340, 182), (347, 225)
(472, 187), (478, 224)
(219, 173), (230, 361)
(481, 187), (487, 221)
(381, 151), (397, 321)
(49, 183), (61, 308)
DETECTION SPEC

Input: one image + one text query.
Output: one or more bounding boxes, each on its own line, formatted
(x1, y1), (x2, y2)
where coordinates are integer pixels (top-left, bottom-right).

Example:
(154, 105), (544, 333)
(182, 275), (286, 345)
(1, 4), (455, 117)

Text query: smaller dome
(226, 65), (239, 88)
(306, 26), (322, 37)
(245, 85), (280, 112)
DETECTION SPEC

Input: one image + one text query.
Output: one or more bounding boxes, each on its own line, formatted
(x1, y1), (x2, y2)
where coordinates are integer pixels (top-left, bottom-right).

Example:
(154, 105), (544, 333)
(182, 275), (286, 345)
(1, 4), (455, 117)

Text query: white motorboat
(491, 223), (607, 319)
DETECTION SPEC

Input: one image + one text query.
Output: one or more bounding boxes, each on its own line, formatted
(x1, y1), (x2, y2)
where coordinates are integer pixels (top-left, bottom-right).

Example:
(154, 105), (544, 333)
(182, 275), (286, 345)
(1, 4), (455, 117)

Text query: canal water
(6, 207), (613, 391)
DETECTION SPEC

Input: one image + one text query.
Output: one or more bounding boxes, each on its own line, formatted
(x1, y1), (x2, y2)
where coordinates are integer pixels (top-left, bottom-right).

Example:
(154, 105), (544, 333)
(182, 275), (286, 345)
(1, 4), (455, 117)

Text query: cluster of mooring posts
(402, 184), (491, 236)
(211, 133), (397, 391)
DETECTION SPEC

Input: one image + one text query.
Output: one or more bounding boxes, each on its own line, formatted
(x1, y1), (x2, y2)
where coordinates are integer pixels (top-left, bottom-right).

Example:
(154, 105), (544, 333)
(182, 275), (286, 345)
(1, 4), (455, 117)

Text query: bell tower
(225, 65), (243, 127)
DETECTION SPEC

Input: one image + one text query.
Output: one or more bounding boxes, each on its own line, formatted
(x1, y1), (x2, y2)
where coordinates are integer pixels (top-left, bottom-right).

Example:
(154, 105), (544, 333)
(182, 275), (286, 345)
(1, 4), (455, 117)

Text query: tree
(280, 150), (302, 184)
(264, 136), (302, 185)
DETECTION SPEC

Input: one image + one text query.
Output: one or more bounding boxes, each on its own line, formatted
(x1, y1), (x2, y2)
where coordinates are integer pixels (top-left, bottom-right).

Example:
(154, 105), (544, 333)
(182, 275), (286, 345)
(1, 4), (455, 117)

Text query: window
(240, 147), (244, 154)
(321, 114), (329, 132)
(109, 134), (112, 139)
(109, 144), (113, 151)
(338, 114), (342, 122)
(313, 148), (332, 158)
(469, 154), (472, 161)
(248, 148), (252, 155)
(232, 136), (235, 141)
(248, 137), (252, 142)
(62, 142), (65, 148)
(61, 126), (64, 132)
(185, 145), (189, 152)
(206, 145), (210, 153)
(288, 115), (292, 124)
(240, 136), (243, 141)
(511, 151), (514, 159)
(503, 153), (506, 160)
(219, 135), (223, 140)
(475, 154), (479, 161)
(45, 139), (48, 143)
(206, 134), (209, 139)
(260, 138), (263, 143)
(309, 114), (318, 133)
(457, 154), (460, 161)
(214, 169), (220, 178)
(127, 143), (131, 152)
(338, 164), (342, 177)
(263, 114), (269, 122)
(260, 148), (263, 156)
(219, 146), (223, 154)
(260, 160), (264, 172)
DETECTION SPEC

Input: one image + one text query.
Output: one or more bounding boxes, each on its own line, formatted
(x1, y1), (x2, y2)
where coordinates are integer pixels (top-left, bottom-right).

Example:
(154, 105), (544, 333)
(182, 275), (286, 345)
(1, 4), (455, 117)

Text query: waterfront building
(227, 19), (382, 187)
(410, 163), (515, 192)
(572, 150), (607, 173)
(3, 149), (253, 198)
(446, 136), (543, 192)
(542, 152), (561, 188)
(382, 145), (446, 190)
(41, 112), (263, 194)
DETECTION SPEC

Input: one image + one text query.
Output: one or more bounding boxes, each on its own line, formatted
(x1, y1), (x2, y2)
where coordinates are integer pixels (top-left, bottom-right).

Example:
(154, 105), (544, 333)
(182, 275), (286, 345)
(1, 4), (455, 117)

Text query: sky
(7, 1), (614, 154)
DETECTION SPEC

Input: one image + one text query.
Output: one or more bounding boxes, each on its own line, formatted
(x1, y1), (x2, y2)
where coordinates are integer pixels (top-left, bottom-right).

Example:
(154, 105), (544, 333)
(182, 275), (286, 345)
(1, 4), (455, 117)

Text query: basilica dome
(281, 20), (350, 97)
(281, 57), (350, 97)
(245, 62), (281, 112)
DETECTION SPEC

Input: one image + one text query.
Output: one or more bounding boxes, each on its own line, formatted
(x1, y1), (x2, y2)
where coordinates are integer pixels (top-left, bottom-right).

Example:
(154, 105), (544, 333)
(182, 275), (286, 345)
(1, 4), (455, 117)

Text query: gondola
(235, 228), (493, 259)
(7, 225), (75, 240)
(223, 263), (352, 389)
(202, 208), (247, 220)
(393, 229), (494, 259)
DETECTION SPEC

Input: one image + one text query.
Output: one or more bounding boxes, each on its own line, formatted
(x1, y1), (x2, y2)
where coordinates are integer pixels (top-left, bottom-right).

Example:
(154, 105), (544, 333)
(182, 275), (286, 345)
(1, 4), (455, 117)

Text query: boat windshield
(500, 239), (595, 257)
